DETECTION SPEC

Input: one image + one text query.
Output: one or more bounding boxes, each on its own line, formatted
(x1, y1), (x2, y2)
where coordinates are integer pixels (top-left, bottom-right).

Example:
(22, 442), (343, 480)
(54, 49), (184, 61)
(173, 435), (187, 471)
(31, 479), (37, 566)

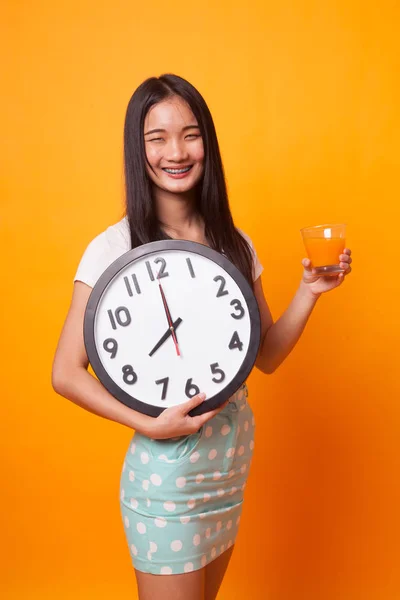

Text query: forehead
(144, 97), (198, 131)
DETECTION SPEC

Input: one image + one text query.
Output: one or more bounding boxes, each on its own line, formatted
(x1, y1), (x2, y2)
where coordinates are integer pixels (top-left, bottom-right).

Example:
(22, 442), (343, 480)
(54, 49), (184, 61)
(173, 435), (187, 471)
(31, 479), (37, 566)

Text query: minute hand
(158, 280), (181, 356)
(148, 318), (183, 357)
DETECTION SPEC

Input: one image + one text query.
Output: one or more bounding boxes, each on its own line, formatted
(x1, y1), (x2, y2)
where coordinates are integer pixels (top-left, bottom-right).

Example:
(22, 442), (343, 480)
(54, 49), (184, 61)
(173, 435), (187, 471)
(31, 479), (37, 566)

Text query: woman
(52, 74), (352, 600)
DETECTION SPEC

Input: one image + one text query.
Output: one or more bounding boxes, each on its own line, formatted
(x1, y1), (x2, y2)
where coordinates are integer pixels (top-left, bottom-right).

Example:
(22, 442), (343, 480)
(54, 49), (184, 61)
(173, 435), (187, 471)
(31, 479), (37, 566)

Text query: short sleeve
(237, 229), (264, 281)
(73, 219), (130, 288)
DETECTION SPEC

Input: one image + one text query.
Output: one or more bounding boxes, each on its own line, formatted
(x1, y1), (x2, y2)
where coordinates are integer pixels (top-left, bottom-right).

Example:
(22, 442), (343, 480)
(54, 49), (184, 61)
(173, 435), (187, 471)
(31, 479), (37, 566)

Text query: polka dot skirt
(120, 384), (255, 575)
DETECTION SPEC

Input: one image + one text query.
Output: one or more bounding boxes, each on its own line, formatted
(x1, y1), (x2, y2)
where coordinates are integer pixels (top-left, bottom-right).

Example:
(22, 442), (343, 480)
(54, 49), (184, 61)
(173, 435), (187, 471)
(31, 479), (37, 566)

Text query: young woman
(52, 74), (352, 600)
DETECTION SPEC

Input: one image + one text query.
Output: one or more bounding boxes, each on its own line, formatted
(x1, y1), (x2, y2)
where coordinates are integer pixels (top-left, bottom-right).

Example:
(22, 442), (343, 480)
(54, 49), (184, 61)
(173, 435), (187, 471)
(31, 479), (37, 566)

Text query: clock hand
(157, 273), (181, 356)
(148, 318), (183, 357)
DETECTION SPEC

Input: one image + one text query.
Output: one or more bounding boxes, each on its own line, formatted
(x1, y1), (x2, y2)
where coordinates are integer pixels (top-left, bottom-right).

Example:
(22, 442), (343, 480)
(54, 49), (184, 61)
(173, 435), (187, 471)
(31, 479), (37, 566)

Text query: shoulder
(236, 227), (264, 281)
(73, 217), (131, 287)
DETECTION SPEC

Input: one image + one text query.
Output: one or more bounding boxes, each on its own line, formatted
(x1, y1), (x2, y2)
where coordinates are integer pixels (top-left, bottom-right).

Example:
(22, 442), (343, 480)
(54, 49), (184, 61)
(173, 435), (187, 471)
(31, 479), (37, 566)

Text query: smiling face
(144, 96), (205, 198)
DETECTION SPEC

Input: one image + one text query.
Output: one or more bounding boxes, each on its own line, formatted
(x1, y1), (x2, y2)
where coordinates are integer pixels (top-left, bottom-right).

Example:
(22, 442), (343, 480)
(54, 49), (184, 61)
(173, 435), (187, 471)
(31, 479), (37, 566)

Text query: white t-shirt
(73, 217), (263, 288)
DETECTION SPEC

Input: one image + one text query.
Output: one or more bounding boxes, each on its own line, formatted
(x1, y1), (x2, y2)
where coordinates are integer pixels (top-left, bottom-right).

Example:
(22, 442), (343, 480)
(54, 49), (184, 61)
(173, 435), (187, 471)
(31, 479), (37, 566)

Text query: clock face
(84, 240), (260, 416)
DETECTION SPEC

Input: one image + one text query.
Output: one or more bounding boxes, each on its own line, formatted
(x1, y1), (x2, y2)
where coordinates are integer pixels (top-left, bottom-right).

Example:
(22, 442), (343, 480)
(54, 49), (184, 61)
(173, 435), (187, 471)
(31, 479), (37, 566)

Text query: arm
(253, 250), (352, 374)
(254, 277), (319, 374)
(51, 281), (154, 434)
(52, 281), (228, 438)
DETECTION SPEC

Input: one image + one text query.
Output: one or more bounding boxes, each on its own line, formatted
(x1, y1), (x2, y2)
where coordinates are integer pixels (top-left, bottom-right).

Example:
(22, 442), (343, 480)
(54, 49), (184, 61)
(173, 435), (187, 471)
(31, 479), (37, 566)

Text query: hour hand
(149, 318), (183, 357)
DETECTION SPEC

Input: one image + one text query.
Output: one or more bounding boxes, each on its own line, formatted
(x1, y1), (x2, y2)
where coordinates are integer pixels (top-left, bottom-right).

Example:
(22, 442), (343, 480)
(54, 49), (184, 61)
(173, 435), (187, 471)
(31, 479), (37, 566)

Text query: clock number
(103, 338), (118, 358)
(213, 275), (229, 297)
(229, 331), (243, 352)
(186, 257), (196, 278)
(154, 257), (169, 279)
(155, 377), (169, 401)
(124, 274), (141, 296)
(122, 365), (138, 385)
(107, 307), (132, 330)
(230, 299), (245, 320)
(185, 378), (200, 398)
(210, 362), (226, 383)
(145, 260), (155, 281)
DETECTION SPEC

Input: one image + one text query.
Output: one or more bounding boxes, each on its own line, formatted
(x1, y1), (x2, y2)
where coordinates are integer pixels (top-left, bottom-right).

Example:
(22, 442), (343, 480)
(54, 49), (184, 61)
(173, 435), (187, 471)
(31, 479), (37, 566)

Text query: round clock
(84, 240), (261, 417)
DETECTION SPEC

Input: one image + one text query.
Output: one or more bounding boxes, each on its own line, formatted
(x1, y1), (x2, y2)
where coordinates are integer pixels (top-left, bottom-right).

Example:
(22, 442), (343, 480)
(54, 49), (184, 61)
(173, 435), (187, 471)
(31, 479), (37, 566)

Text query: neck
(154, 187), (204, 239)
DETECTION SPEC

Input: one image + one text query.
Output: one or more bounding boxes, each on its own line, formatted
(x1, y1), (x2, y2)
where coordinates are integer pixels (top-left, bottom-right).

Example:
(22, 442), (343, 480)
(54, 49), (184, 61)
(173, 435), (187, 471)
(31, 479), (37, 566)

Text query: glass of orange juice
(300, 223), (346, 276)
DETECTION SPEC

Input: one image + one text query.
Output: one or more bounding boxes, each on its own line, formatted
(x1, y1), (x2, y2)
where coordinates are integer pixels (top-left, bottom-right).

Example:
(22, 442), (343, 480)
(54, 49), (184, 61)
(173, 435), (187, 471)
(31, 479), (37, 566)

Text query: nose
(165, 137), (189, 163)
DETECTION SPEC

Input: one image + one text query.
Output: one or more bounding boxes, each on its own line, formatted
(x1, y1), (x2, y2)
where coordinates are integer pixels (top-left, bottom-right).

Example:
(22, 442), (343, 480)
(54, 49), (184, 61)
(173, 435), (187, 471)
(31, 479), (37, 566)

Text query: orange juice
(303, 236), (345, 268)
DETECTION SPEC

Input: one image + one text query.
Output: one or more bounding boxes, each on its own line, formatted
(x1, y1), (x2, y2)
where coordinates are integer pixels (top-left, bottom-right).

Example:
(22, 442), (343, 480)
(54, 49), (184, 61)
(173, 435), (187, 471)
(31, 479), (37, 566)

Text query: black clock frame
(84, 240), (261, 417)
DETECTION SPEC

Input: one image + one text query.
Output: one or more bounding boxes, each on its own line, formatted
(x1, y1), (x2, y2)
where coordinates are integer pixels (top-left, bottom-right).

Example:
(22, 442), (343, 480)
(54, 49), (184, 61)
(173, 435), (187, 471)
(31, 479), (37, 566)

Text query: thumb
(180, 392), (206, 415)
(302, 257), (314, 273)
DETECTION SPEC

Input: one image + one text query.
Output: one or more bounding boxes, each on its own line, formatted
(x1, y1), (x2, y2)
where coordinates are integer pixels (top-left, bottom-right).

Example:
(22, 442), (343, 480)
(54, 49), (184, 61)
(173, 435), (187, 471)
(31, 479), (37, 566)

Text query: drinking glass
(300, 223), (346, 276)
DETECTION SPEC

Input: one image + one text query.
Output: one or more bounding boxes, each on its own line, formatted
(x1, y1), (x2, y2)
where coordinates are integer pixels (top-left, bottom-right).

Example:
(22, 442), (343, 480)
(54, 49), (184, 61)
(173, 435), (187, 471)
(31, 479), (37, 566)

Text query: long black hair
(123, 73), (254, 287)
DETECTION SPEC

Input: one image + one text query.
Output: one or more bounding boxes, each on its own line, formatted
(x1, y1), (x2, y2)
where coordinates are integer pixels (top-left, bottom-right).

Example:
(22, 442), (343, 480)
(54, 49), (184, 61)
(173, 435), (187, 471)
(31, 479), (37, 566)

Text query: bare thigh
(205, 546), (235, 600)
(135, 568), (205, 600)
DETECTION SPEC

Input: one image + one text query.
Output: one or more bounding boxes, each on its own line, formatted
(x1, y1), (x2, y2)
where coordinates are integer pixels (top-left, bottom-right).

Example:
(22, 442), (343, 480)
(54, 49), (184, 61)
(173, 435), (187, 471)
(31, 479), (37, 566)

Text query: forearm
(256, 281), (320, 374)
(52, 366), (153, 435)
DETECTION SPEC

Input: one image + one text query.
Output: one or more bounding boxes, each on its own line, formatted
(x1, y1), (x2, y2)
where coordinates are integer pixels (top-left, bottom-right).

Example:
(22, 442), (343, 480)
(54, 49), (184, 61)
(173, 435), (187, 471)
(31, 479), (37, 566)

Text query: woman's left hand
(301, 249), (352, 297)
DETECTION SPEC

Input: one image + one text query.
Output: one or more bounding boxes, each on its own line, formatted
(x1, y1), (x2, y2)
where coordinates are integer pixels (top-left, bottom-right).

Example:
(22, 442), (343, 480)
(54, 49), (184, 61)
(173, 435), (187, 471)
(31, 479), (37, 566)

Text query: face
(144, 96), (205, 196)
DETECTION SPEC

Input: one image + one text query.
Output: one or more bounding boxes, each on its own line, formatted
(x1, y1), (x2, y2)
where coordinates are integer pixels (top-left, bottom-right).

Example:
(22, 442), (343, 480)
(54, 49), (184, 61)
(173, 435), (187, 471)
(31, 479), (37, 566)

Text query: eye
(147, 137), (164, 143)
(185, 134), (201, 140)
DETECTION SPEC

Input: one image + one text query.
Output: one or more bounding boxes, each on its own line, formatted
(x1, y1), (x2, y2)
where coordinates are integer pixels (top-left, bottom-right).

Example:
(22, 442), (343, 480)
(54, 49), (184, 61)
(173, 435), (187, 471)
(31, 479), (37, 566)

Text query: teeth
(163, 167), (192, 174)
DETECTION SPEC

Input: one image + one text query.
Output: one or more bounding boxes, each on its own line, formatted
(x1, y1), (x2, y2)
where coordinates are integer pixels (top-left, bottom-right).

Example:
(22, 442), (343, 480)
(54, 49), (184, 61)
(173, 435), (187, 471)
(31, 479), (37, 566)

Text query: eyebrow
(144, 125), (200, 136)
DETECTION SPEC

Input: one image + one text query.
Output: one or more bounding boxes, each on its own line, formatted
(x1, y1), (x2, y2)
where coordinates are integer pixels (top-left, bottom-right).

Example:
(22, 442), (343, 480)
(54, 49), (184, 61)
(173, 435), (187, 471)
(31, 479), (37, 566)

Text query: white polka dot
(137, 522), (146, 534)
(142, 479), (150, 491)
(147, 550), (152, 560)
(208, 449), (218, 460)
(190, 451), (200, 463)
(230, 486), (237, 495)
(130, 544), (138, 556)
(201, 555), (207, 567)
(124, 516), (129, 528)
(150, 473), (162, 486)
(242, 482), (247, 491)
(221, 424), (231, 436)
(158, 454), (168, 461)
(227, 520), (233, 530)
(140, 452), (150, 464)
(228, 469), (235, 479)
(120, 488), (125, 500)
(205, 528), (211, 538)
(176, 477), (186, 488)
(193, 534), (201, 546)
(130, 443), (136, 454)
(250, 440), (255, 450)
(154, 517), (167, 528)
(184, 562), (194, 572)
(217, 488), (225, 497)
(196, 473), (205, 484)
(239, 403), (246, 411)
(220, 544), (225, 554)
(122, 461), (126, 472)
(129, 470), (135, 482)
(203, 493), (211, 502)
(227, 540), (233, 548)
(226, 448), (235, 458)
(171, 540), (183, 552)
(237, 426), (241, 434)
(164, 501), (176, 512)
(213, 471), (221, 480)
(161, 566), (172, 574)
(244, 421), (249, 432)
(236, 516), (241, 526)
(187, 498), (196, 509)
(199, 512), (207, 519)
(240, 464), (247, 474)
(211, 547), (217, 558)
(150, 542), (158, 553)
(205, 426), (213, 438)
(180, 516), (190, 524)
(216, 521), (222, 532)
(146, 498), (151, 507)
(238, 445), (245, 456)
(130, 498), (138, 509)
(252, 416), (255, 426)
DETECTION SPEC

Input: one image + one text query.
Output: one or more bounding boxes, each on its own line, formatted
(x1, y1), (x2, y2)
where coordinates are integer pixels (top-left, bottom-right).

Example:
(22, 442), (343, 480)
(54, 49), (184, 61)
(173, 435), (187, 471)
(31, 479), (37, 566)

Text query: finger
(180, 392), (206, 415)
(191, 400), (230, 429)
(301, 258), (314, 272)
(343, 248), (352, 256)
(339, 254), (352, 264)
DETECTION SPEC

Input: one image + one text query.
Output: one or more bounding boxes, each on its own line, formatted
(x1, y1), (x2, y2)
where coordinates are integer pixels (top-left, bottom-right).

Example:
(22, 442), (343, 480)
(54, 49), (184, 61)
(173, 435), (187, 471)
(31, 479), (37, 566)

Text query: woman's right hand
(149, 393), (230, 440)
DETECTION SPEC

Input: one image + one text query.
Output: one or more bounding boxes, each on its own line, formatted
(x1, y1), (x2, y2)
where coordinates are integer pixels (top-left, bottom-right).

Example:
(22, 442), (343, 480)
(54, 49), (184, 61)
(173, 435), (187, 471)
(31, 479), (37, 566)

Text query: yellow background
(2, 1), (399, 598)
